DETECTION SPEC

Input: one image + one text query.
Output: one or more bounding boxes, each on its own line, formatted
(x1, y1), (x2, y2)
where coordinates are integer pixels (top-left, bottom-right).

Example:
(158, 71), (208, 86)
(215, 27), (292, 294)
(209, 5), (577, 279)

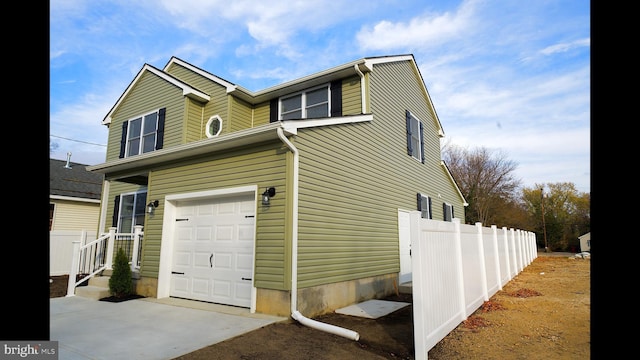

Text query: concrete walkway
(50, 296), (287, 360)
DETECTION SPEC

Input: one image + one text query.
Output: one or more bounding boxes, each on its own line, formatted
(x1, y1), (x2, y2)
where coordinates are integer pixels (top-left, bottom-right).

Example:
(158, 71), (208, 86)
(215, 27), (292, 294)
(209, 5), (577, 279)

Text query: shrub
(109, 247), (133, 298)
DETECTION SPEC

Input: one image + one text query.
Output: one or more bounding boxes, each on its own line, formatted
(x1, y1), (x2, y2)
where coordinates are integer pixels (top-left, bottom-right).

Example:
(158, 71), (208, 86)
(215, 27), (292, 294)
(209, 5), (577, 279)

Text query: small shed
(578, 232), (590, 253)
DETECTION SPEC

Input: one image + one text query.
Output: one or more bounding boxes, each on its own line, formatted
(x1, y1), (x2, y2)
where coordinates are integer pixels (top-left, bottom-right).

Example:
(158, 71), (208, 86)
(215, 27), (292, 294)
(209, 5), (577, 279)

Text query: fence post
(475, 222), (489, 301)
(453, 218), (466, 322)
(105, 227), (116, 270)
(131, 225), (143, 272)
(491, 225), (502, 291)
(502, 227), (512, 282)
(66, 240), (81, 297)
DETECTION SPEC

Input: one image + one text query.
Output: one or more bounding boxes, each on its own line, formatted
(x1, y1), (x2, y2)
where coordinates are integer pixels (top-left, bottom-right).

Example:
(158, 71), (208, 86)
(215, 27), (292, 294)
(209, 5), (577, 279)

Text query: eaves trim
(50, 195), (101, 204)
(440, 160), (468, 206)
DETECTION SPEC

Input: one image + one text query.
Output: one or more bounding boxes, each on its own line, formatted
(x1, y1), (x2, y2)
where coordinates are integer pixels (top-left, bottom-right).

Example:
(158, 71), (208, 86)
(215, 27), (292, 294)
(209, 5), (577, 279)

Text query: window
(417, 193), (432, 219)
(115, 192), (147, 233)
(206, 115), (222, 137)
(49, 203), (55, 231)
(406, 110), (424, 163)
(280, 85), (329, 120)
(120, 108), (165, 158)
(443, 203), (454, 222)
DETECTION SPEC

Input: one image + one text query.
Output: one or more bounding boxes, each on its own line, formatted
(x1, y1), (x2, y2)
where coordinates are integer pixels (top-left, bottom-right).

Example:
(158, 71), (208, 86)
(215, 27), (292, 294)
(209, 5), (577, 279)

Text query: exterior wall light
(147, 200), (160, 214)
(262, 187), (276, 206)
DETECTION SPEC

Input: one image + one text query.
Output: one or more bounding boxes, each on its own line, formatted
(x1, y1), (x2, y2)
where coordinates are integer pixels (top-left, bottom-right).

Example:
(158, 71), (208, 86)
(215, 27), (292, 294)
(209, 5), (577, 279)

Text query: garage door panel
(170, 194), (255, 308)
(213, 252), (232, 269)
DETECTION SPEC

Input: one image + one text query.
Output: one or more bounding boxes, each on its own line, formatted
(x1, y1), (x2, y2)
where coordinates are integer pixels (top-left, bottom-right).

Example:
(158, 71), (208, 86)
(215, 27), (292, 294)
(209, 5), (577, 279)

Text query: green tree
(109, 247), (133, 298)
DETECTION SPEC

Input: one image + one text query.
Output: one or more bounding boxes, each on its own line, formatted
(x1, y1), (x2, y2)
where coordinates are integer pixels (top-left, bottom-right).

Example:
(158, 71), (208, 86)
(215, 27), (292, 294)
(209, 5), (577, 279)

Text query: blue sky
(50, 0), (590, 193)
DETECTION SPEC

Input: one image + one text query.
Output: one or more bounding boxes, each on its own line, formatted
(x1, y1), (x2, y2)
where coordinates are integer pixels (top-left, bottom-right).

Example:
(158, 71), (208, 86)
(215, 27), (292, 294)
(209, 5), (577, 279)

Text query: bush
(109, 247), (133, 298)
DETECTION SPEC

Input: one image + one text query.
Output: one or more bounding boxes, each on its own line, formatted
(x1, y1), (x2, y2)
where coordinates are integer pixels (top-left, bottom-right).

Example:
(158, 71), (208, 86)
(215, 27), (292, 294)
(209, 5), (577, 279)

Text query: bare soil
(50, 253), (590, 359)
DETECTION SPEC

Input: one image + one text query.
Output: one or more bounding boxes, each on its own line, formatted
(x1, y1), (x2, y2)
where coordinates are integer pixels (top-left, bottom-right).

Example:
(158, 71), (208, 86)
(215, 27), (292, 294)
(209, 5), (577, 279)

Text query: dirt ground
(50, 253), (590, 359)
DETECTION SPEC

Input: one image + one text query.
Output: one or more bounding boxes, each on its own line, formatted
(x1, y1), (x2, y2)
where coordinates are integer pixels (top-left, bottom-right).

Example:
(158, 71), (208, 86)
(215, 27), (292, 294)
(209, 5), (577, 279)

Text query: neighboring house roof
(578, 232), (590, 241)
(50, 158), (103, 202)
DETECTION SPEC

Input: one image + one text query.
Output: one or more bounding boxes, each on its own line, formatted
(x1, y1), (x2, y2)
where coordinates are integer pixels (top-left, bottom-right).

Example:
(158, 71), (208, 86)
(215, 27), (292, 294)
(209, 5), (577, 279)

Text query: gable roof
(102, 63), (211, 125)
(50, 158), (103, 202)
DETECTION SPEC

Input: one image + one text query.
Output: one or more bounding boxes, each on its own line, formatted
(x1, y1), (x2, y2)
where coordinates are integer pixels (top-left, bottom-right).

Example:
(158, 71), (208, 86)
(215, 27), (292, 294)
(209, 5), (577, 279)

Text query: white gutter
(276, 127), (360, 341)
(353, 64), (367, 114)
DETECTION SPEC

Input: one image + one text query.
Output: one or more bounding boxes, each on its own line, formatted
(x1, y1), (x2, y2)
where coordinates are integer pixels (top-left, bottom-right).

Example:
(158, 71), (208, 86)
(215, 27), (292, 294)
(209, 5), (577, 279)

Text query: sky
(50, 0), (590, 194)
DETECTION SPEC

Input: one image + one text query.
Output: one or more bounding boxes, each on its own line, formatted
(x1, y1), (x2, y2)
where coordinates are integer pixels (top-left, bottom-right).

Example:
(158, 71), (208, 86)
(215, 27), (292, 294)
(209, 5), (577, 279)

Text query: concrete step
(398, 281), (412, 294)
(75, 284), (111, 300)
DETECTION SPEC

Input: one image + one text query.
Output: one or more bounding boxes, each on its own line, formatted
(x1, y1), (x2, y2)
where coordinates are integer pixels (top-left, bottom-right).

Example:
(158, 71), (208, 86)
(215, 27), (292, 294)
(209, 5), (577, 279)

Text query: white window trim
(279, 84), (331, 120)
(118, 190), (148, 233)
(205, 115), (223, 138)
(125, 109), (160, 157)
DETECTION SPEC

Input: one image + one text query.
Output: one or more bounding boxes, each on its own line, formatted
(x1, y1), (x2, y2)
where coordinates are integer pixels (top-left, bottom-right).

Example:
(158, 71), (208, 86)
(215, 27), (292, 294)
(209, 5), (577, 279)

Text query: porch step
(74, 276), (110, 300)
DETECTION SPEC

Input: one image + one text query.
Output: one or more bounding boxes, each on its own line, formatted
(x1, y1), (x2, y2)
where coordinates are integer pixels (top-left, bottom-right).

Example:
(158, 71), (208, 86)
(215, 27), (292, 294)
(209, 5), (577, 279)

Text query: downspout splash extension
(277, 127), (360, 341)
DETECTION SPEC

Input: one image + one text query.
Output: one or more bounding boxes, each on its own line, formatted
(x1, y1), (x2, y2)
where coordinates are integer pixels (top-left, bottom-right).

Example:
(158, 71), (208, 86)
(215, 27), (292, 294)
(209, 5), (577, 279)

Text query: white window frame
(279, 84), (330, 120)
(205, 115), (223, 138)
(118, 191), (147, 233)
(125, 109), (160, 157)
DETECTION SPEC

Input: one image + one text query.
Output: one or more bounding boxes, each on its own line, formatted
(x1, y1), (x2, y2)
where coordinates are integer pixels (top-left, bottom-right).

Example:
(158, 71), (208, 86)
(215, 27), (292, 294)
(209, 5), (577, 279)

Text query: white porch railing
(66, 225), (144, 297)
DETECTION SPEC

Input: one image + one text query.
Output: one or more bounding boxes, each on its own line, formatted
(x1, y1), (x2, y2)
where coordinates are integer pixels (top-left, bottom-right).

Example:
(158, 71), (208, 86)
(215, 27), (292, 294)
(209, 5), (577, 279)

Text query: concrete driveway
(50, 296), (287, 360)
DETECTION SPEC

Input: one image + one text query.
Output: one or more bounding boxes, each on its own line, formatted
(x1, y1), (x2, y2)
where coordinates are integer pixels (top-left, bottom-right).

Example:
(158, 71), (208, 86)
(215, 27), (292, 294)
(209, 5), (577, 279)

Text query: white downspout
(276, 127), (360, 341)
(354, 64), (366, 114)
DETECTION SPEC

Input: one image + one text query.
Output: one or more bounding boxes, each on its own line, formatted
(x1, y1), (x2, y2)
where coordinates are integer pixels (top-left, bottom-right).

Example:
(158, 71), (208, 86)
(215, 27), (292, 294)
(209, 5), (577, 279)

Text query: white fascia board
(166, 57), (237, 93)
(281, 114), (374, 134)
(50, 195), (101, 204)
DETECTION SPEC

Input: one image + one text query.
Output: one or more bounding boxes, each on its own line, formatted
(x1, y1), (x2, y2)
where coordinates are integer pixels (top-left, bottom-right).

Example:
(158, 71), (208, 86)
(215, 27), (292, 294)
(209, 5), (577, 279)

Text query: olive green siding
(165, 63), (231, 136)
(138, 141), (291, 291)
(253, 101), (271, 126)
(184, 97), (205, 142)
(229, 97), (254, 131)
(106, 73), (185, 162)
(292, 60), (464, 289)
(341, 75), (362, 115)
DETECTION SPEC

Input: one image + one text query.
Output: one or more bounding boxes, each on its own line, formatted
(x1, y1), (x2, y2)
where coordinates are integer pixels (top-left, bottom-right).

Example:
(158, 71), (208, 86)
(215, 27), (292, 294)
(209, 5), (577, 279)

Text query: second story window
(120, 108), (165, 158)
(406, 110), (424, 163)
(280, 85), (329, 120)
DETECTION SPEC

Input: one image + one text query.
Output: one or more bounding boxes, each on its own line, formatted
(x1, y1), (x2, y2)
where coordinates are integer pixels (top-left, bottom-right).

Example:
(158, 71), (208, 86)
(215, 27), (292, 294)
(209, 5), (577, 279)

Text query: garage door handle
(172, 271), (184, 275)
(242, 277), (252, 281)
(210, 254), (213, 268)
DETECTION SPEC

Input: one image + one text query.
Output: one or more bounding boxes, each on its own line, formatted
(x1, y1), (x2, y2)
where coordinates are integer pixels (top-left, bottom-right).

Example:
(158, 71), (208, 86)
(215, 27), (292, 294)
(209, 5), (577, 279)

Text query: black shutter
(156, 108), (165, 150)
(428, 197), (432, 219)
(112, 196), (120, 227)
(451, 206), (454, 219)
(269, 98), (278, 123)
(406, 110), (412, 155)
(119, 122), (128, 158)
(443, 203), (447, 221)
(419, 122), (425, 163)
(330, 80), (342, 117)
(416, 193), (422, 211)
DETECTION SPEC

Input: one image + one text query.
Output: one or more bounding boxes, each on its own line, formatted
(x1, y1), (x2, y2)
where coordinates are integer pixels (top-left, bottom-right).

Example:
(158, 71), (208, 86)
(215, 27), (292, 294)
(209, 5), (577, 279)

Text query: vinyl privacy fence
(409, 212), (537, 359)
(50, 230), (97, 276)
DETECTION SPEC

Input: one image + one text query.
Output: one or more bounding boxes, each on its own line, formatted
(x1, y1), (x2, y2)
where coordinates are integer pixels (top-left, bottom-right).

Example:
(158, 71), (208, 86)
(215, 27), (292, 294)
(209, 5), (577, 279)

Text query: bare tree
(442, 142), (521, 226)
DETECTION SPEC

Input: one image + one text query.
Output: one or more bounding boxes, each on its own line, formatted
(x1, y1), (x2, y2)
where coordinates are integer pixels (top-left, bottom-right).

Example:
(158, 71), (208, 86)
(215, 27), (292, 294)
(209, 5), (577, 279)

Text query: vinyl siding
(165, 63), (231, 136)
(293, 59), (464, 289)
(229, 97), (254, 131)
(50, 200), (100, 232)
(106, 72), (185, 161)
(341, 75), (362, 115)
(253, 101), (270, 126)
(139, 141), (290, 290)
(185, 97), (205, 142)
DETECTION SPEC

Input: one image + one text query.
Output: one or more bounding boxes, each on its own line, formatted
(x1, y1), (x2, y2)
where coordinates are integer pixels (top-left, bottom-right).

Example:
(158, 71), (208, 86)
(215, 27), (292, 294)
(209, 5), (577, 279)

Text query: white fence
(50, 230), (96, 276)
(409, 213), (537, 359)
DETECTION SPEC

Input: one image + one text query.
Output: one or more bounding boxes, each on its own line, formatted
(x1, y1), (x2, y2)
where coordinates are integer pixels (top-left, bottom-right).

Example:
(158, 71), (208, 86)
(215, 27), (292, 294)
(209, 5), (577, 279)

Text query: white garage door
(170, 194), (255, 307)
